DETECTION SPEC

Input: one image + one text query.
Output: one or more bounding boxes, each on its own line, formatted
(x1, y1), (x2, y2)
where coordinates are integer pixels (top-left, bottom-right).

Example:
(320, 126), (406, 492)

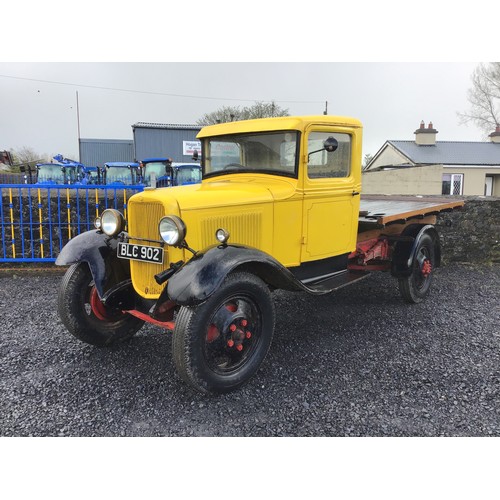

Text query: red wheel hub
(89, 286), (110, 321)
(225, 317), (251, 352)
(207, 324), (220, 343)
(421, 259), (432, 277)
(206, 302), (254, 353)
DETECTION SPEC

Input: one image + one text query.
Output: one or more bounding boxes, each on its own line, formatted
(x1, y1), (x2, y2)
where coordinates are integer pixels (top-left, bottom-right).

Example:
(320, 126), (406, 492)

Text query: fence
(0, 172), (31, 185)
(0, 184), (143, 263)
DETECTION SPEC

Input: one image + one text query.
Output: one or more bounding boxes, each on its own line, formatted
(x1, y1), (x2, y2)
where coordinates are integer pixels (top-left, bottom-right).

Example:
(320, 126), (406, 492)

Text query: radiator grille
(201, 212), (261, 248)
(128, 199), (169, 298)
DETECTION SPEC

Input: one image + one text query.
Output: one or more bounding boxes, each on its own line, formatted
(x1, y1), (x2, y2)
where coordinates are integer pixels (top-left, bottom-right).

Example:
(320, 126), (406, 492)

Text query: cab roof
(105, 162), (140, 168)
(141, 157), (171, 163)
(197, 115), (363, 138)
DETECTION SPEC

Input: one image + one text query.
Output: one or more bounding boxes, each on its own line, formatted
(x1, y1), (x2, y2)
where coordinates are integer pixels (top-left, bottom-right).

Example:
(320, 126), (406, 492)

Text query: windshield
(143, 162), (170, 184)
(175, 166), (202, 185)
(37, 165), (78, 183)
(37, 165), (64, 183)
(106, 166), (132, 184)
(203, 131), (299, 177)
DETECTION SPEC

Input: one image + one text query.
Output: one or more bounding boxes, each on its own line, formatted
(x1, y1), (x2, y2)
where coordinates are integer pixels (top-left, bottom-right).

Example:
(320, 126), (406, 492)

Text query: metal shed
(80, 139), (134, 168)
(132, 123), (202, 163)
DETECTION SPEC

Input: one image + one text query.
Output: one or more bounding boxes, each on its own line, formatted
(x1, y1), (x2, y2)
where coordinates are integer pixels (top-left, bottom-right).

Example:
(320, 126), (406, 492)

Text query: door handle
(352, 191), (360, 196)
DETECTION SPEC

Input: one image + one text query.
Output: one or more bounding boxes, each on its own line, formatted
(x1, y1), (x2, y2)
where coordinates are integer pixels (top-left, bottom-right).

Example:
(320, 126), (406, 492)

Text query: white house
(363, 122), (500, 196)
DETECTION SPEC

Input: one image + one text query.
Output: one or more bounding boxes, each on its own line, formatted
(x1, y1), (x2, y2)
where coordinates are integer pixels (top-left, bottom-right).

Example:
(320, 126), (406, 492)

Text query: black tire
(172, 272), (275, 394)
(398, 233), (436, 304)
(57, 262), (144, 346)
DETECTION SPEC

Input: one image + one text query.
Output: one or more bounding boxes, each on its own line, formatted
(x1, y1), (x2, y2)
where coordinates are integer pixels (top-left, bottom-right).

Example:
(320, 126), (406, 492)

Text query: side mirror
(307, 136), (339, 162)
(324, 136), (338, 153)
(192, 150), (199, 161)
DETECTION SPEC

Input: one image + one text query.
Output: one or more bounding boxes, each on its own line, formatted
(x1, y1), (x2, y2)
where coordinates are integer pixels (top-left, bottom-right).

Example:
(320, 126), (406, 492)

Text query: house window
(442, 174), (463, 195)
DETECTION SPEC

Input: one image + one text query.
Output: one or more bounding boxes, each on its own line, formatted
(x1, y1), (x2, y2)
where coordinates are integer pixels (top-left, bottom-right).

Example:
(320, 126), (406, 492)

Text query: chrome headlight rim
(159, 215), (187, 246)
(100, 209), (125, 236)
(215, 228), (230, 244)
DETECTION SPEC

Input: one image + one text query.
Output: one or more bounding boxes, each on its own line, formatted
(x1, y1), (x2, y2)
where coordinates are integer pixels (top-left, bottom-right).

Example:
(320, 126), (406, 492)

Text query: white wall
(362, 165), (443, 195)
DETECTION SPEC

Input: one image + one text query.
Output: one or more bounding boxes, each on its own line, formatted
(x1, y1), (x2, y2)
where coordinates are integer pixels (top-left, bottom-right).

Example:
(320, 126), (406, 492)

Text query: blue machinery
(0, 184), (143, 262)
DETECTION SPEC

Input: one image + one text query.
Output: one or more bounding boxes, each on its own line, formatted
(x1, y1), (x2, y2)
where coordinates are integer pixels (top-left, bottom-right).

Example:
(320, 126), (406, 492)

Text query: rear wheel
(398, 233), (436, 304)
(57, 262), (144, 346)
(172, 272), (275, 394)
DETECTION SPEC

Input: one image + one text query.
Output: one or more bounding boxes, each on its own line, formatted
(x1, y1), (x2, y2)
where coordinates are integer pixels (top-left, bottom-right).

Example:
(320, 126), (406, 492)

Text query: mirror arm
(307, 148), (325, 162)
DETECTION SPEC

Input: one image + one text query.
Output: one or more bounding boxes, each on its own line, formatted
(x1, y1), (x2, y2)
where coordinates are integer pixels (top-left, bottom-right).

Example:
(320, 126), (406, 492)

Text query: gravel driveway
(1, 263), (499, 436)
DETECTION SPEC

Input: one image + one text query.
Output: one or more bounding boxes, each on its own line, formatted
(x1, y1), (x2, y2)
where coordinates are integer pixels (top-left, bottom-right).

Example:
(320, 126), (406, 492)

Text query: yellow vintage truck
(56, 115), (464, 394)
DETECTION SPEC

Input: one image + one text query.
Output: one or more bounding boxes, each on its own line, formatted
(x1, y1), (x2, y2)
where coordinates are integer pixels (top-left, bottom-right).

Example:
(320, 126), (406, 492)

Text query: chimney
(488, 124), (500, 143)
(414, 121), (438, 145)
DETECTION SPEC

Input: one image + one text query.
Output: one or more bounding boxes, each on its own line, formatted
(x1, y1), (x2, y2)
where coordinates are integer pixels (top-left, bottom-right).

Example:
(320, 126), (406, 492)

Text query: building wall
(442, 166), (500, 196)
(366, 145), (410, 170)
(362, 165), (443, 195)
(80, 139), (134, 167)
(133, 127), (201, 162)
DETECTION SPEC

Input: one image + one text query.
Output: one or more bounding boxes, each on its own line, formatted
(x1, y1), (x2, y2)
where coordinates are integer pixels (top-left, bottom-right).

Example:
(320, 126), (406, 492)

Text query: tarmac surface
(1, 263), (499, 436)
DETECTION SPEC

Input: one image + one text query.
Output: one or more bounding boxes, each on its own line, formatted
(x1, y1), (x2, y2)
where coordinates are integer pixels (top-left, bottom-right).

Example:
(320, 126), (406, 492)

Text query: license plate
(117, 242), (164, 264)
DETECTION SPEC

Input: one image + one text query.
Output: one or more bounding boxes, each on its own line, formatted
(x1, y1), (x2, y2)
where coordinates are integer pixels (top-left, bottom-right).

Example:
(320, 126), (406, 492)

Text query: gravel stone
(0, 263), (499, 436)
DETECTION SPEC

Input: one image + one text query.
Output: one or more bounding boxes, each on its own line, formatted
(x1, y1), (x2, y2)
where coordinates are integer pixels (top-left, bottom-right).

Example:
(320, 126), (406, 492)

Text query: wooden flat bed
(359, 195), (465, 229)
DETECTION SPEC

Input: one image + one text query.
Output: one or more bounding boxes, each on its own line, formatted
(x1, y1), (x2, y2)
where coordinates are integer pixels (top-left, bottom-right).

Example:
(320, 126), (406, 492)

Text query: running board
(300, 270), (370, 294)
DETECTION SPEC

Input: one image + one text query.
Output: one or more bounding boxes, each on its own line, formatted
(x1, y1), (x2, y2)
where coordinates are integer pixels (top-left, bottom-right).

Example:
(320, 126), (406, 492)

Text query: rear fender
(391, 224), (441, 278)
(55, 230), (129, 298)
(164, 244), (303, 307)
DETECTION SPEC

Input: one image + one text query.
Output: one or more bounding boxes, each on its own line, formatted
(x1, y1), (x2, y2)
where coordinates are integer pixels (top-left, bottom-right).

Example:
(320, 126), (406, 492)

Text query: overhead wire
(0, 74), (324, 105)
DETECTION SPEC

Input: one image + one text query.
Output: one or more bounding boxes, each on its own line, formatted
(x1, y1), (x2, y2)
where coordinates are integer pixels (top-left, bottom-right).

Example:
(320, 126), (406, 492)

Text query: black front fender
(391, 224), (441, 278)
(55, 230), (125, 298)
(165, 245), (303, 306)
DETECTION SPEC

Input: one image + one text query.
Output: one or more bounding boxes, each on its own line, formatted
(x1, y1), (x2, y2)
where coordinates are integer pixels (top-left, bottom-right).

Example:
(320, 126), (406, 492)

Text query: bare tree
(12, 147), (47, 166)
(459, 62), (500, 135)
(362, 153), (373, 171)
(197, 101), (289, 126)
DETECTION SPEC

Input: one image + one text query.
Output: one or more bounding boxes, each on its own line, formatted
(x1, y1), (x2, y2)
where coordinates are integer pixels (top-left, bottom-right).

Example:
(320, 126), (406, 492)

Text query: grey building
(132, 123), (202, 162)
(80, 138), (134, 168)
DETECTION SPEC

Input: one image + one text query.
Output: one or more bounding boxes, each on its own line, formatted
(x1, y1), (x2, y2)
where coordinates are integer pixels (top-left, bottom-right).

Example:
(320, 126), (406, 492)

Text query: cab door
(301, 125), (361, 264)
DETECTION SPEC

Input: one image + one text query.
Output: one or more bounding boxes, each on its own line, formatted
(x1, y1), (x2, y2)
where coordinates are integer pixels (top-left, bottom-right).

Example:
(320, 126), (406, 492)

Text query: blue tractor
(36, 155), (82, 185)
(171, 162), (202, 186)
(101, 162), (141, 185)
(140, 157), (201, 187)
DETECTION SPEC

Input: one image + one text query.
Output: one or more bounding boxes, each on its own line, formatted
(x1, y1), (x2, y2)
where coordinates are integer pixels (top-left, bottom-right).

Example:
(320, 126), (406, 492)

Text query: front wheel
(57, 262), (144, 346)
(172, 272), (275, 394)
(398, 233), (436, 304)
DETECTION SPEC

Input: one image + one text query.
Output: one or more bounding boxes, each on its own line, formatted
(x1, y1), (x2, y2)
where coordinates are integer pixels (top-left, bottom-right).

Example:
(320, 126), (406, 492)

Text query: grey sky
(0, 62), (483, 162)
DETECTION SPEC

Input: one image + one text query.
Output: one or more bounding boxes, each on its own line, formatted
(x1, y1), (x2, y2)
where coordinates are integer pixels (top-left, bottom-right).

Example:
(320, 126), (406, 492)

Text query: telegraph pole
(76, 91), (81, 161)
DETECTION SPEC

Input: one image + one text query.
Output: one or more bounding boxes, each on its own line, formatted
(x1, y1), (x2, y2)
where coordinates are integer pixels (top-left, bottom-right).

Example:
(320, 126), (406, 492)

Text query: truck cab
(36, 157), (81, 185)
(171, 162), (202, 186)
(166, 116), (362, 278)
(77, 165), (101, 185)
(102, 162), (140, 185)
(56, 116), (462, 395)
(139, 157), (174, 187)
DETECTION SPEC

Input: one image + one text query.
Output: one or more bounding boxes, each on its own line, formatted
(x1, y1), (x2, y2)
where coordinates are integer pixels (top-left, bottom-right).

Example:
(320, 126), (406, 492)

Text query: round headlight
(159, 216), (186, 246)
(94, 217), (102, 230)
(215, 228), (230, 244)
(101, 209), (125, 236)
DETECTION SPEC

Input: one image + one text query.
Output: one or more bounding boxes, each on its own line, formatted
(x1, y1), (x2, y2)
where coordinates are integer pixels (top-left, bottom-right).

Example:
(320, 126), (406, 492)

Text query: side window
(307, 132), (351, 179)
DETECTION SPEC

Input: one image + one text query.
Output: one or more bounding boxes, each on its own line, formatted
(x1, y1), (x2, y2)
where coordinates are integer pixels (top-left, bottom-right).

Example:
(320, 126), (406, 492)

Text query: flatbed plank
(359, 195), (464, 227)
